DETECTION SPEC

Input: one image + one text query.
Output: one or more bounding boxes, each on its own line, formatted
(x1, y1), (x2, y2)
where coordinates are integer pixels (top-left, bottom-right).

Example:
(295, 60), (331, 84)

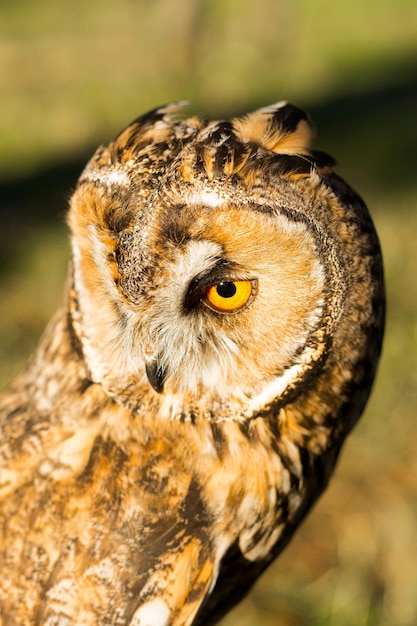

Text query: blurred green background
(1, 1), (416, 624)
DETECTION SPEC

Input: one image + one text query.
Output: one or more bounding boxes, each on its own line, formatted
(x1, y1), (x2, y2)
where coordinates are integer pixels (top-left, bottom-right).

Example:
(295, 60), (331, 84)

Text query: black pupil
(216, 282), (237, 298)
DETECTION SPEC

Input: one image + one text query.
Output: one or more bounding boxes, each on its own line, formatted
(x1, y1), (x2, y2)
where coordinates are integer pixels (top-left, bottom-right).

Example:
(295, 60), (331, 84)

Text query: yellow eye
(203, 280), (256, 313)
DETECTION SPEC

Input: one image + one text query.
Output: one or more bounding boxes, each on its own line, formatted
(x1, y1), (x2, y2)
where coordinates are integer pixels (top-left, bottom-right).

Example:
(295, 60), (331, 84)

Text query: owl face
(120, 199), (325, 396)
(68, 102), (380, 423)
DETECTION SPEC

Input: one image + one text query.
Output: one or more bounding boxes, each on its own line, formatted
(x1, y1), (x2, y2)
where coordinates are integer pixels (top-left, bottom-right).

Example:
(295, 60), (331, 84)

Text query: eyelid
(183, 261), (235, 310)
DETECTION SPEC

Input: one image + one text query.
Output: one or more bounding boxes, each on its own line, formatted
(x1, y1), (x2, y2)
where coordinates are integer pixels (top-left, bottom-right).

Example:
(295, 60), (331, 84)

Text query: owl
(0, 102), (384, 626)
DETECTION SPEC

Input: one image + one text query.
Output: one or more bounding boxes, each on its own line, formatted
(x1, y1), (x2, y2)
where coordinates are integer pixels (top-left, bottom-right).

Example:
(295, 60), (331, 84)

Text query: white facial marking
(129, 598), (171, 626)
(83, 167), (130, 188)
(185, 188), (225, 207)
(245, 362), (305, 415)
(88, 225), (118, 291)
(174, 239), (223, 283)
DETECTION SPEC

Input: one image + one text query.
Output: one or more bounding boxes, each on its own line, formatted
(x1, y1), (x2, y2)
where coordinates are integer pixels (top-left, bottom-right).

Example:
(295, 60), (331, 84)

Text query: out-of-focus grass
(1, 1), (417, 624)
(0, 226), (68, 385)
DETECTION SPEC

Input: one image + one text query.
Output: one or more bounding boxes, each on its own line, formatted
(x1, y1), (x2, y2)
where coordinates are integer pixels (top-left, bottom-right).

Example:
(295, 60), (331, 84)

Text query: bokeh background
(1, 1), (416, 624)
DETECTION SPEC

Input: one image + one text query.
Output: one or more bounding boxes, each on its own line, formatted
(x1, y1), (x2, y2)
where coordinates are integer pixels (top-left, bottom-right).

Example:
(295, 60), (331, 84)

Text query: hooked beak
(145, 358), (167, 394)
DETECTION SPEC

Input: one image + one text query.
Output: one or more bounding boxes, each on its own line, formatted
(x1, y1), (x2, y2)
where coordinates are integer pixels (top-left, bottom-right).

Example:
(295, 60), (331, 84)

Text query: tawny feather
(0, 101), (384, 626)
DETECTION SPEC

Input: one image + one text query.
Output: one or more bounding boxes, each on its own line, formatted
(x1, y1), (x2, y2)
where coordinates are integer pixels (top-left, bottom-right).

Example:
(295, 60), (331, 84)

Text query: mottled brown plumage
(0, 102), (384, 625)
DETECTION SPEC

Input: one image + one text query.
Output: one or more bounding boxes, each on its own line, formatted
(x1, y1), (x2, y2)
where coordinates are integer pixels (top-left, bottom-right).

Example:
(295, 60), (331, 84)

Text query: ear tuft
(232, 102), (315, 155)
(110, 101), (193, 162)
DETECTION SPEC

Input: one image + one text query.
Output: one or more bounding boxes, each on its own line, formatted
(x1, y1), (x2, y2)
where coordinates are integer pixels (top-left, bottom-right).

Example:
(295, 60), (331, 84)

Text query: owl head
(68, 102), (384, 429)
